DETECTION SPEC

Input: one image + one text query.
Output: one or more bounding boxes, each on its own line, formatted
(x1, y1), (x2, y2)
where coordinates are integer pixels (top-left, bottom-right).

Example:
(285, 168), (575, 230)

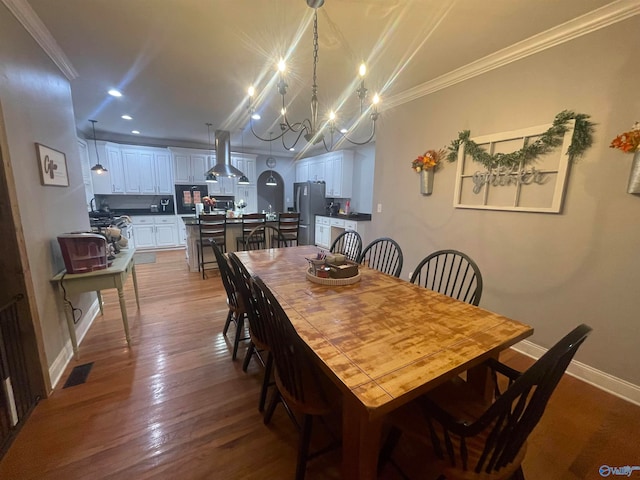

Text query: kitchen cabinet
(315, 215), (369, 249)
(315, 216), (331, 249)
(172, 148), (210, 184)
(232, 154), (257, 184)
(325, 150), (354, 198)
(235, 185), (258, 214)
(131, 215), (179, 249)
(295, 161), (309, 183)
(122, 147), (174, 194)
(78, 138), (93, 209)
(90, 141), (125, 194)
(294, 150), (353, 198)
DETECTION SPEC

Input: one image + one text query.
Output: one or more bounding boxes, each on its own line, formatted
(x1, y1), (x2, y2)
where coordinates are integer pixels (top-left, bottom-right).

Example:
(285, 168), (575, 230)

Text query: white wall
(0, 4), (94, 377)
(371, 16), (640, 385)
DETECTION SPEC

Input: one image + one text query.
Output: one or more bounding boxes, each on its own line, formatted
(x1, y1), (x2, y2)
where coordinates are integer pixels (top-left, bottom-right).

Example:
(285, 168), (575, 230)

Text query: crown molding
(385, 0), (640, 110)
(2, 0), (78, 80)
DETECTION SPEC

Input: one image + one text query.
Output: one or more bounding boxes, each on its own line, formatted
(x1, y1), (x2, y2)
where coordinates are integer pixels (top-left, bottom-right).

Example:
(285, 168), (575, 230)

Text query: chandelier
(246, 0), (380, 153)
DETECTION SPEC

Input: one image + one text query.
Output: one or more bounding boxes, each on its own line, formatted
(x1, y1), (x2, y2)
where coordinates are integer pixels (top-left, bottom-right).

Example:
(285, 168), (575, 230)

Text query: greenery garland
(446, 110), (595, 170)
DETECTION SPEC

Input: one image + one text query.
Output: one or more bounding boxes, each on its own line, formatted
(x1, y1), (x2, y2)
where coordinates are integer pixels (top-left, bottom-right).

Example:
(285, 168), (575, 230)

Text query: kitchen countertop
(317, 213), (372, 221)
(181, 217), (278, 226)
(111, 209), (176, 216)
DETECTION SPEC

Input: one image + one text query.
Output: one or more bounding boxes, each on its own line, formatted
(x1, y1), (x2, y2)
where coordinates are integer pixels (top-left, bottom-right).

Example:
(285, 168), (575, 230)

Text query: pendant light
(237, 129), (250, 184)
(205, 123), (218, 183)
(89, 120), (108, 174)
(266, 132), (277, 186)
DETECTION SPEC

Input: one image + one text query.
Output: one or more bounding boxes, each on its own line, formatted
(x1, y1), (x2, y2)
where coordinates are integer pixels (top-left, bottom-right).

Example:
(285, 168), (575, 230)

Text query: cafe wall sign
(447, 111), (594, 213)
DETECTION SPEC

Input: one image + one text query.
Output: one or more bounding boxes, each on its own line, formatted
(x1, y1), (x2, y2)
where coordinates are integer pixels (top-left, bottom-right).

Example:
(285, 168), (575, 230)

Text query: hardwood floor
(1, 250), (638, 479)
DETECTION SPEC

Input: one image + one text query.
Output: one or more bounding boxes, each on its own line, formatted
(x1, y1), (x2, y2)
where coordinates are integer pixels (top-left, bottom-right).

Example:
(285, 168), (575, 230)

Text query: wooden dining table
(235, 245), (533, 479)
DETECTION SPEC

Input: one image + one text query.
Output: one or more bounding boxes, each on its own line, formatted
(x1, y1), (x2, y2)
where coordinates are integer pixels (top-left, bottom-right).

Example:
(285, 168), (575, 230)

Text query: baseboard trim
(48, 299), (100, 390)
(512, 340), (640, 407)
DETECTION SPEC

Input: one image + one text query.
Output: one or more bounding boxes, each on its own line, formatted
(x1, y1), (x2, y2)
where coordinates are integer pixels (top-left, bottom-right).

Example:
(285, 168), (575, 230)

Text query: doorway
(257, 170), (284, 213)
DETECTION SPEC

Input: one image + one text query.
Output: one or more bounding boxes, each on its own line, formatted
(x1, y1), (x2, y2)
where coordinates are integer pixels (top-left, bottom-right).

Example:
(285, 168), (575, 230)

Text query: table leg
(131, 263), (140, 310)
(117, 288), (132, 346)
(96, 291), (104, 315)
(63, 300), (79, 358)
(467, 355), (497, 403)
(342, 395), (382, 479)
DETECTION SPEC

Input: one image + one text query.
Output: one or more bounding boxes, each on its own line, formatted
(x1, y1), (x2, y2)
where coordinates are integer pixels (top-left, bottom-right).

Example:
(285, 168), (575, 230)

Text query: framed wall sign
(453, 120), (575, 213)
(36, 143), (69, 187)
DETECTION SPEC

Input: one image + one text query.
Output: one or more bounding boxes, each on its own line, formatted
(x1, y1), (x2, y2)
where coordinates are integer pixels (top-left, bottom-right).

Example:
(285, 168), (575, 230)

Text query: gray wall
(1, 4), (94, 377)
(371, 16), (640, 385)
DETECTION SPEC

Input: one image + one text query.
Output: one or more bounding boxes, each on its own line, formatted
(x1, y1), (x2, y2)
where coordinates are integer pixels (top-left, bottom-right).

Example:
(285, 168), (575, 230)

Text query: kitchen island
(182, 217), (278, 273)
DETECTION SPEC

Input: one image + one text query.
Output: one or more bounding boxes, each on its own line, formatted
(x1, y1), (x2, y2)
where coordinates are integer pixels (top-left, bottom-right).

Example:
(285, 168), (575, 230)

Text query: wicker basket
(306, 268), (361, 285)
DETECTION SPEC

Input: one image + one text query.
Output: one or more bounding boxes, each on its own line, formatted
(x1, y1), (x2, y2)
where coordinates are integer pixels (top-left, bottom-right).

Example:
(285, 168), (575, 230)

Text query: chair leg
(259, 352), (273, 412)
(378, 426), (403, 473)
(242, 341), (255, 372)
(295, 414), (314, 480)
(222, 310), (233, 336)
(264, 387), (281, 425)
(232, 315), (245, 360)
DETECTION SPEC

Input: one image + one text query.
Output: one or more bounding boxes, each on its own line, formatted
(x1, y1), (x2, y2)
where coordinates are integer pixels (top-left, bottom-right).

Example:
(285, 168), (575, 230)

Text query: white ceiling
(23, 0), (619, 155)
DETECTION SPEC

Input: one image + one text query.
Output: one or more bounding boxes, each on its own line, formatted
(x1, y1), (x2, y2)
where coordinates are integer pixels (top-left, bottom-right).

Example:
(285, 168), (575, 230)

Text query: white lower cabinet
(131, 215), (178, 249)
(315, 216), (331, 249)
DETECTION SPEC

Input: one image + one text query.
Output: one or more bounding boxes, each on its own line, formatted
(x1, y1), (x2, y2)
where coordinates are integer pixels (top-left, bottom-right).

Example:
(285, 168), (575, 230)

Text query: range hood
(207, 130), (245, 178)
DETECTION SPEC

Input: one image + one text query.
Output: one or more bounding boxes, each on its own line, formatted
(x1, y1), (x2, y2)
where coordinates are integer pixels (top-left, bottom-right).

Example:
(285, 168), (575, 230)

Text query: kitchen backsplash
(94, 194), (172, 211)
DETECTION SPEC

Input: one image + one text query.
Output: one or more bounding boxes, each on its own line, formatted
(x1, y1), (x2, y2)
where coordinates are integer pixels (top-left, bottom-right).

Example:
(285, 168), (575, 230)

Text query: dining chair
(378, 324), (592, 480)
(358, 237), (403, 278)
(210, 240), (249, 360)
(252, 276), (341, 480)
(410, 249), (483, 305)
(275, 212), (300, 246)
(236, 213), (266, 251)
(227, 252), (274, 413)
(244, 225), (287, 251)
(329, 229), (362, 263)
(197, 213), (226, 279)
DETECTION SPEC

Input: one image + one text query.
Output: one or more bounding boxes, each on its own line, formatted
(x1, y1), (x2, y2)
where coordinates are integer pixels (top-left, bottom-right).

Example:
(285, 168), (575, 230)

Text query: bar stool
(275, 212), (300, 247)
(197, 214), (226, 279)
(236, 213), (266, 251)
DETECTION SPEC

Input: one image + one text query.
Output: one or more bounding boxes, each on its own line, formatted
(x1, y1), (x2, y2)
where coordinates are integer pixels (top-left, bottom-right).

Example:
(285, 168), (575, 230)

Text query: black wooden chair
(252, 276), (341, 480)
(378, 324), (592, 480)
(210, 240), (249, 360)
(358, 237), (403, 278)
(410, 249), (483, 305)
(227, 253), (274, 412)
(236, 213), (266, 251)
(244, 225), (287, 251)
(197, 214), (226, 279)
(275, 212), (300, 246)
(329, 229), (362, 263)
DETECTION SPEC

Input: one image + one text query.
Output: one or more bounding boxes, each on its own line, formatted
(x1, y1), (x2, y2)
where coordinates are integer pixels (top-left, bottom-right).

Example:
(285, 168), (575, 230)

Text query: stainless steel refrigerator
(294, 181), (326, 245)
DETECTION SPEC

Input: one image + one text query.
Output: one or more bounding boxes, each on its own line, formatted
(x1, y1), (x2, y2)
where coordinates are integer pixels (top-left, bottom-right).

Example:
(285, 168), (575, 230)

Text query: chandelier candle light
(610, 121), (640, 194)
(246, 0), (380, 152)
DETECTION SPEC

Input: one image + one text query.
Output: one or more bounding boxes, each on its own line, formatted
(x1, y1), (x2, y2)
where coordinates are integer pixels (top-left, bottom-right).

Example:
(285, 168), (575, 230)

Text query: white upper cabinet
(171, 148), (211, 184)
(294, 150), (354, 198)
(91, 141), (125, 194)
(325, 150), (354, 198)
(154, 151), (173, 194)
(232, 154), (257, 185)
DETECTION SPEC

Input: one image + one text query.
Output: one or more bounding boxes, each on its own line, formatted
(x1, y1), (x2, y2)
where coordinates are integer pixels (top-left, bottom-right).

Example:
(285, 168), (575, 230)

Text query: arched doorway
(257, 170), (285, 213)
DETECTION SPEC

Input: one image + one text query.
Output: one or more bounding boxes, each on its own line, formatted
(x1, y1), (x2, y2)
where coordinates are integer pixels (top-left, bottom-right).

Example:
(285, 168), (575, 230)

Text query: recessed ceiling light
(289, 147), (295, 151)
(121, 115), (132, 120)
(131, 130), (140, 135)
(340, 128), (348, 134)
(251, 113), (261, 120)
(108, 89), (122, 97)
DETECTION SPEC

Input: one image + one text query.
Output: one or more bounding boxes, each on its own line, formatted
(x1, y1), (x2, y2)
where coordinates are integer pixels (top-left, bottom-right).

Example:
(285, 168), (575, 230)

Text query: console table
(51, 248), (140, 356)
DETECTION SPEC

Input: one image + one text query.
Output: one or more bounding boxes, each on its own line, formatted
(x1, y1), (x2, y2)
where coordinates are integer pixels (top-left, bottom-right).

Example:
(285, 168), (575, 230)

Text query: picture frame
(36, 143), (69, 187)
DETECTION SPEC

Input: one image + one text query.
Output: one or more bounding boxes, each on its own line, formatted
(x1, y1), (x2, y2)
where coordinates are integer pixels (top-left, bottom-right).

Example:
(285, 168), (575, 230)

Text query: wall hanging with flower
(411, 148), (446, 195)
(610, 121), (640, 194)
